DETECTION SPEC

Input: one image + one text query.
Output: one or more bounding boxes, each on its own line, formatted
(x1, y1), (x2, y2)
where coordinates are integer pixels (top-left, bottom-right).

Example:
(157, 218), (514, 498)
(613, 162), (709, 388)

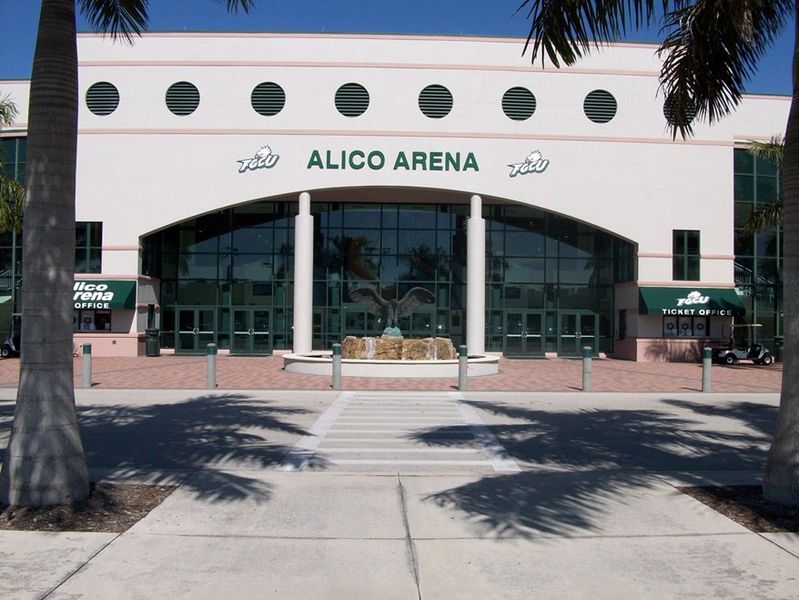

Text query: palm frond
(658, 0), (793, 139)
(0, 176), (24, 234)
(215, 0), (256, 12)
(0, 94), (18, 128)
(742, 201), (783, 235)
(747, 135), (784, 166)
(80, 0), (150, 42)
(518, 1), (673, 68)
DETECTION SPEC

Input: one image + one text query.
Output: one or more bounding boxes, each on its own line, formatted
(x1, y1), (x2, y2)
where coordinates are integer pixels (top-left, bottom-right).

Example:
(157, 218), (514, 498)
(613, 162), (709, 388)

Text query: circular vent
(85, 82), (119, 116)
(663, 95), (698, 127)
(502, 87), (537, 121)
(165, 81), (200, 116)
(583, 89), (617, 123)
(335, 83), (369, 117)
(419, 84), (453, 119)
(251, 82), (286, 116)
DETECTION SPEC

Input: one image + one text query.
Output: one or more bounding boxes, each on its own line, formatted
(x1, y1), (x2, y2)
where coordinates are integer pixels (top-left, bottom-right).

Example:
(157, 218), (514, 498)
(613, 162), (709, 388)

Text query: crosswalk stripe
(326, 459), (493, 466)
(278, 391), (519, 473)
(316, 448), (482, 454)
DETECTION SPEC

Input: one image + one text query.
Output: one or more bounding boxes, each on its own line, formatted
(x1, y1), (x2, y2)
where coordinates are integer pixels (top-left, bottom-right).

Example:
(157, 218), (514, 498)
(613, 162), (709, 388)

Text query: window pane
(673, 256), (684, 280)
(756, 231), (779, 257)
(506, 231), (546, 256)
(686, 231), (700, 255)
(756, 155), (778, 177)
(75, 249), (88, 273)
(232, 228), (274, 253)
(686, 256), (700, 280)
(734, 149), (754, 174)
(504, 258), (545, 283)
(398, 205), (436, 229)
(734, 203), (753, 228)
(342, 204), (381, 228)
(75, 223), (88, 247)
(88, 248), (102, 273)
(177, 254), (218, 279)
(89, 222), (103, 246)
(734, 174), (754, 202)
(734, 231), (754, 256)
(672, 230), (683, 254)
(756, 177), (779, 205)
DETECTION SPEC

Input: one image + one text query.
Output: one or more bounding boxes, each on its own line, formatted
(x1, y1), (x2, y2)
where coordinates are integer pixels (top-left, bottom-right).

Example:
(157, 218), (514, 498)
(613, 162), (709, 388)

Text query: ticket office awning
(639, 287), (745, 317)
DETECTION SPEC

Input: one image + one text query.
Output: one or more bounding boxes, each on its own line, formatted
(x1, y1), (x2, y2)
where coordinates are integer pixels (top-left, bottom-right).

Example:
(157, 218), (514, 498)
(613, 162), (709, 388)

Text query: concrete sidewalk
(1, 389), (797, 599)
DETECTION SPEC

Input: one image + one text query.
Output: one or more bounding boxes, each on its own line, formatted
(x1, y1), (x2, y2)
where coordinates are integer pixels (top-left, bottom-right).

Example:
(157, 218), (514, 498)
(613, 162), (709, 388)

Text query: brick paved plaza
(0, 353), (781, 392)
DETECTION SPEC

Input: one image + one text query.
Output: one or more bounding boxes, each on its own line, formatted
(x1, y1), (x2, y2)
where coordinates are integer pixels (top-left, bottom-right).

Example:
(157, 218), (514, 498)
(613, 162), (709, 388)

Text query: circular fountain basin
(283, 352), (499, 378)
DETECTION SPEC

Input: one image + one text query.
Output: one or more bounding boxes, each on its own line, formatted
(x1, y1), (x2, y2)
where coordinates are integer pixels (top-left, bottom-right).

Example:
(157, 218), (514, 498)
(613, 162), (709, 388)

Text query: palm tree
(742, 136), (784, 235)
(519, 0), (797, 506)
(0, 0), (254, 507)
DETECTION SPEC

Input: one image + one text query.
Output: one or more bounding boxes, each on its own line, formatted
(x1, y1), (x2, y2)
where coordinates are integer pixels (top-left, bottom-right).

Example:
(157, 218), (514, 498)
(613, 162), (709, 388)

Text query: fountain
(283, 287), (499, 377)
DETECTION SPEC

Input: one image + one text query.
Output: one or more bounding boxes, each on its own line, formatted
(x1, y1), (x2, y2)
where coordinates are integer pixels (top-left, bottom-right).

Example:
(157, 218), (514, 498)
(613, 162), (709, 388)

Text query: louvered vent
(165, 81), (200, 116)
(85, 82), (119, 116)
(335, 83), (369, 117)
(419, 84), (453, 119)
(663, 95), (697, 127)
(502, 87), (536, 121)
(583, 90), (617, 123)
(251, 82), (286, 116)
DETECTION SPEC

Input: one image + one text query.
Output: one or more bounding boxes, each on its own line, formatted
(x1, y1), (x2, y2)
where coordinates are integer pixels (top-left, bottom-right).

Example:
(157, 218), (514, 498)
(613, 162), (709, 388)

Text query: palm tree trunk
(763, 3), (799, 507)
(0, 0), (89, 505)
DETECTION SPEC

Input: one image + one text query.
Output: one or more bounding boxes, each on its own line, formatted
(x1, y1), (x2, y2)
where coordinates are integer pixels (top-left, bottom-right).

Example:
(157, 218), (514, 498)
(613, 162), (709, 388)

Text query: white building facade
(0, 33), (789, 360)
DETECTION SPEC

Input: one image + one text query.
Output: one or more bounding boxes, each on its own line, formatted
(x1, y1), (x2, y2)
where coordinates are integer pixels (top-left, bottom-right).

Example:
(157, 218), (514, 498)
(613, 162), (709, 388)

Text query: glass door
(176, 307), (216, 354)
(558, 312), (598, 357)
(504, 311), (544, 357)
(231, 308), (272, 355)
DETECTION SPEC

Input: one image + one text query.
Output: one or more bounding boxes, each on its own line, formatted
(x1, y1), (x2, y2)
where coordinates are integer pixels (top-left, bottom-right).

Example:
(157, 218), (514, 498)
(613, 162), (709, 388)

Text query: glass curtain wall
(312, 202), (467, 349)
(485, 205), (630, 355)
(733, 148), (783, 348)
(0, 137), (25, 305)
(143, 203), (297, 352)
(143, 197), (634, 354)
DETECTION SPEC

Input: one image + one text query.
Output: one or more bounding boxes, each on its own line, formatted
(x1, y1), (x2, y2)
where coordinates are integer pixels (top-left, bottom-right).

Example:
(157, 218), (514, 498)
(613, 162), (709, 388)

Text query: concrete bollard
(582, 345), (592, 392)
(458, 345), (468, 391)
(207, 343), (217, 389)
(82, 344), (92, 389)
(702, 346), (712, 393)
(332, 343), (342, 390)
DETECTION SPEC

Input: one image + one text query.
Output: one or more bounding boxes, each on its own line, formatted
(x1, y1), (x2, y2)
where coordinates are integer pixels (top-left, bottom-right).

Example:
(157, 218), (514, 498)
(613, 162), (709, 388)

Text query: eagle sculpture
(349, 287), (435, 330)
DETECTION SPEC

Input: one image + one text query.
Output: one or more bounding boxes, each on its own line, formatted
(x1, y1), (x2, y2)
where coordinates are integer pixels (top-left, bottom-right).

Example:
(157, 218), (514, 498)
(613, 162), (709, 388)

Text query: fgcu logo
(677, 291), (710, 306)
(508, 150), (550, 178)
(237, 145), (280, 173)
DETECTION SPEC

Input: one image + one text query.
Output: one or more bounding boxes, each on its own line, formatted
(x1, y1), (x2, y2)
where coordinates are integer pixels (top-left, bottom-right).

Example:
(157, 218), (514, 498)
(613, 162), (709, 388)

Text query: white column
(466, 194), (486, 354)
(292, 192), (314, 354)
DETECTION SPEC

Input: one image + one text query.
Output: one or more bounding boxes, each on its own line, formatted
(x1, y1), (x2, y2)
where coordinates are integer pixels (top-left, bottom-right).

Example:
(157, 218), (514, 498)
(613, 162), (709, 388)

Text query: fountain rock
(341, 336), (457, 360)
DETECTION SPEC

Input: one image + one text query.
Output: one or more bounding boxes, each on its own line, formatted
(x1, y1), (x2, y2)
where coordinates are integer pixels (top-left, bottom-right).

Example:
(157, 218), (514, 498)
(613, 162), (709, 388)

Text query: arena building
(0, 33), (789, 360)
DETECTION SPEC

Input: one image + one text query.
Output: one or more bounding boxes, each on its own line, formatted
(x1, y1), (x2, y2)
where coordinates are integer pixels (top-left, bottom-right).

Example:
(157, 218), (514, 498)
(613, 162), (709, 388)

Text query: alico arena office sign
(73, 281), (136, 310)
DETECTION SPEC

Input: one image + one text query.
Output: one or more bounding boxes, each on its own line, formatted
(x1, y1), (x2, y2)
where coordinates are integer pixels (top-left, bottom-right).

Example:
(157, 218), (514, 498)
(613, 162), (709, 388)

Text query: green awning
(639, 287), (745, 317)
(73, 280), (136, 310)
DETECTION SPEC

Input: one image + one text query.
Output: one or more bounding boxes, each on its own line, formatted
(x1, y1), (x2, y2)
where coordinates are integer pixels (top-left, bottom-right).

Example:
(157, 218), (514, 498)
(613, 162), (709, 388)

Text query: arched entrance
(141, 188), (635, 356)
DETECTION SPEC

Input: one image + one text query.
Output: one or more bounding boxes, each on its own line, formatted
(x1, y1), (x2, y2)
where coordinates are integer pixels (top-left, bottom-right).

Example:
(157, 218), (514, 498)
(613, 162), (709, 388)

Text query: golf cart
(1, 313), (20, 358)
(713, 323), (774, 366)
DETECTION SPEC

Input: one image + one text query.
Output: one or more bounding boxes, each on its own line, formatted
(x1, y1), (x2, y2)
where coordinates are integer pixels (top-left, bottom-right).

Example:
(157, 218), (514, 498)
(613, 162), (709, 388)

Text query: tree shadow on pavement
(412, 398), (777, 538)
(75, 394), (317, 503)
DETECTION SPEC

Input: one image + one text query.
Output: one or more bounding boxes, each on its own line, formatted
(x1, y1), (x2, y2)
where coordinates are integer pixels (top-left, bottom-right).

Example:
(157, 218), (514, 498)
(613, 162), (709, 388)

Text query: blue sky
(0, 1), (793, 95)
